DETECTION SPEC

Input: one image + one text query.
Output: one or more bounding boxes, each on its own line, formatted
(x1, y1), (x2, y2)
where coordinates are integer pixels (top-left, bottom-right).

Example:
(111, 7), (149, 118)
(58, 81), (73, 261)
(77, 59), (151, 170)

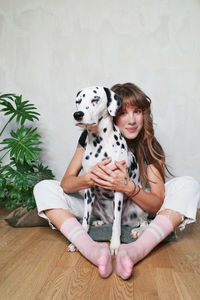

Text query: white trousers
(33, 176), (200, 230)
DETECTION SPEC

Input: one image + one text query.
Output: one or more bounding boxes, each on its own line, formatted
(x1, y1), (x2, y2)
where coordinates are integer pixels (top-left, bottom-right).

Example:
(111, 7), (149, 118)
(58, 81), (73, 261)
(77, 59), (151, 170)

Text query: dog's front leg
(110, 191), (123, 255)
(82, 188), (95, 232)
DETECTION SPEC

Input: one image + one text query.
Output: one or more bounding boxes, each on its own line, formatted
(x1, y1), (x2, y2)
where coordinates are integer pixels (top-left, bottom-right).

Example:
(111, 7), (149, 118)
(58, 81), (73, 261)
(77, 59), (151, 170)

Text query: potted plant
(0, 93), (54, 211)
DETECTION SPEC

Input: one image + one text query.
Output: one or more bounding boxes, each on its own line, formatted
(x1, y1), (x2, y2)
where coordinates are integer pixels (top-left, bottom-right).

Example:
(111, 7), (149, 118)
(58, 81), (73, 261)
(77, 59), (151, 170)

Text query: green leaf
(0, 93), (54, 211)
(0, 126), (42, 165)
(22, 194), (36, 210)
(0, 93), (16, 102)
(35, 163), (55, 181)
(2, 162), (37, 190)
(0, 94), (40, 125)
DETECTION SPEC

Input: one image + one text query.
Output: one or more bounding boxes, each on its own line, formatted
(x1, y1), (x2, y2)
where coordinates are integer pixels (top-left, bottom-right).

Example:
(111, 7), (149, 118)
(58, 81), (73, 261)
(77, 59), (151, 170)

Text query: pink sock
(60, 218), (112, 278)
(116, 215), (174, 280)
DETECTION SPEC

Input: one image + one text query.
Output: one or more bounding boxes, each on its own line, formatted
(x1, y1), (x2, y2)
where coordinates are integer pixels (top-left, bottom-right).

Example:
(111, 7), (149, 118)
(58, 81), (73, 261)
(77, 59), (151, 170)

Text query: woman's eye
(135, 109), (142, 114)
(119, 111), (126, 115)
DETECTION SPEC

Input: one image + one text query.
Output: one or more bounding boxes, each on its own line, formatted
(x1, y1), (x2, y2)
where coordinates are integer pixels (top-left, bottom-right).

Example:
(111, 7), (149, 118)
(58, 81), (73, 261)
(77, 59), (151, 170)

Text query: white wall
(0, 0), (200, 186)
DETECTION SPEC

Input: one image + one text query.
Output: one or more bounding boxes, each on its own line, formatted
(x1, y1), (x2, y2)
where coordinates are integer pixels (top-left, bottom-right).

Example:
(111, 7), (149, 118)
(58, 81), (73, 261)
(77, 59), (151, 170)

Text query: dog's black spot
(93, 90), (97, 93)
(97, 145), (102, 154)
(112, 144), (114, 147)
(114, 134), (118, 141)
(133, 174), (136, 179)
(95, 153), (99, 158)
(118, 201), (122, 211)
(103, 192), (113, 199)
(131, 159), (137, 170)
(99, 116), (103, 122)
(121, 144), (125, 149)
(103, 128), (107, 133)
(113, 125), (117, 132)
(87, 190), (92, 204)
(116, 142), (120, 146)
(76, 90), (82, 97)
(93, 141), (97, 147)
(114, 94), (122, 108)
(90, 152), (92, 155)
(85, 155), (90, 160)
(104, 152), (108, 158)
(87, 198), (92, 204)
(95, 136), (103, 144)
(86, 106), (89, 109)
(130, 213), (138, 219)
(96, 87), (99, 89)
(101, 202), (106, 209)
(86, 211), (90, 224)
(83, 94), (85, 97)
(119, 134), (122, 140)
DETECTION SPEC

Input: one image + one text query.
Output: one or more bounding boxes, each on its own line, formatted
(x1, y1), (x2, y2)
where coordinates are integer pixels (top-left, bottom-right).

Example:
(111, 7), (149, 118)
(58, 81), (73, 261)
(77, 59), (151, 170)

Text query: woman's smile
(126, 126), (137, 133)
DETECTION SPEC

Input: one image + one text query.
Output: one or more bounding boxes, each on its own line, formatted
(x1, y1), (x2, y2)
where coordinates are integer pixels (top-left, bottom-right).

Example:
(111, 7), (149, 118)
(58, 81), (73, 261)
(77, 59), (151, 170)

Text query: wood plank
(0, 209), (199, 300)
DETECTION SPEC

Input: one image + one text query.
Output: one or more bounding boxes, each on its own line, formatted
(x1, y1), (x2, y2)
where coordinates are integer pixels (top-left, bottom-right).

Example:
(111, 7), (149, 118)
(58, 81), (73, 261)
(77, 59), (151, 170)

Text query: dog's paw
(130, 228), (141, 239)
(110, 244), (120, 256)
(67, 243), (78, 252)
(110, 238), (120, 255)
(130, 221), (148, 239)
(92, 220), (104, 227)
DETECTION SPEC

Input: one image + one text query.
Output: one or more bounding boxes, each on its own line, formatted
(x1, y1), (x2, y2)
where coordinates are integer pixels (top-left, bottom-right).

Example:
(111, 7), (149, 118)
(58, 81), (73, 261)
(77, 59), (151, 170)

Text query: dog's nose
(73, 111), (84, 121)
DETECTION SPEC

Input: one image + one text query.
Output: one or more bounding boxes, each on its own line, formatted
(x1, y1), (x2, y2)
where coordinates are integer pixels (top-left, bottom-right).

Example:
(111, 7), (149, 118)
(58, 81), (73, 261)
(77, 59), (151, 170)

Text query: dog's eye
(91, 99), (99, 104)
(76, 99), (82, 105)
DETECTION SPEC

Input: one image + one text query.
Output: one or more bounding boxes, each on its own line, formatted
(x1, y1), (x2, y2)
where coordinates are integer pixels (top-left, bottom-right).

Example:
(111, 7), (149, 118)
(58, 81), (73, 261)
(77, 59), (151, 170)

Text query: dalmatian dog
(73, 86), (148, 254)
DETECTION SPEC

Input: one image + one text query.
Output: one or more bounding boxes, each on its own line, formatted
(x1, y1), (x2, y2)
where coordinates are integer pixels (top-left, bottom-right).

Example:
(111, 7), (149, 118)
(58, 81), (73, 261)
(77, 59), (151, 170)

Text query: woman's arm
(90, 161), (165, 214)
(60, 145), (94, 193)
(125, 164), (165, 213)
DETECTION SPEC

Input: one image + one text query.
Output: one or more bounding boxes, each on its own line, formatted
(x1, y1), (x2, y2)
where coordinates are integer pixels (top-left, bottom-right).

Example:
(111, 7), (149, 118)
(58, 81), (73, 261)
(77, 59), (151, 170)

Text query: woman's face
(115, 105), (144, 140)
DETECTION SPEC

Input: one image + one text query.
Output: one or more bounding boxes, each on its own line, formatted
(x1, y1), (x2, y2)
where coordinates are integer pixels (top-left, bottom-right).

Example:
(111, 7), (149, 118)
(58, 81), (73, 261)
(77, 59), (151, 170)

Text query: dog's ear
(104, 87), (123, 116)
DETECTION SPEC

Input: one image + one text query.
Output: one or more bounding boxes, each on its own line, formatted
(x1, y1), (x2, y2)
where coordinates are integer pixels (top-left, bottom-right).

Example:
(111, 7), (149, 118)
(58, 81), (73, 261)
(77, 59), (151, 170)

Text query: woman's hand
(90, 158), (130, 193)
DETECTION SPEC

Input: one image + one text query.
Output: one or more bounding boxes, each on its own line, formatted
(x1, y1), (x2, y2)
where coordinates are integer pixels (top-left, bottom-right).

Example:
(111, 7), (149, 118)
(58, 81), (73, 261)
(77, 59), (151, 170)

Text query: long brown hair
(111, 82), (172, 188)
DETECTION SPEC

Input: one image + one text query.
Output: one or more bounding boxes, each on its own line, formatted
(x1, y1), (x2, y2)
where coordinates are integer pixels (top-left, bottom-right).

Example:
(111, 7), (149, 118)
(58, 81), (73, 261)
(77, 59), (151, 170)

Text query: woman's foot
(116, 244), (135, 279)
(94, 242), (113, 278)
(116, 215), (174, 279)
(60, 218), (112, 278)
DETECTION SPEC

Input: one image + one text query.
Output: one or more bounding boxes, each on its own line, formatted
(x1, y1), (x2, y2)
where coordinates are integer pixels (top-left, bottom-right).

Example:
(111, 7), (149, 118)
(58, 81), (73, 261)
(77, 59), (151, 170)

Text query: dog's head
(73, 86), (122, 127)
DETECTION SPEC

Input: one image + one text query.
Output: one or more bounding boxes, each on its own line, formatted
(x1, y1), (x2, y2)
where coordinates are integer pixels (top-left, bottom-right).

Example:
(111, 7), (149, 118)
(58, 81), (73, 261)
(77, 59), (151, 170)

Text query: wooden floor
(0, 209), (200, 300)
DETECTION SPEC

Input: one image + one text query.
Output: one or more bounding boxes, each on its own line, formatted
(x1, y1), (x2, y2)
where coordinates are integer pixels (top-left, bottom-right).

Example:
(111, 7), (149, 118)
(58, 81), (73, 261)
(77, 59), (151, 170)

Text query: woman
(33, 82), (200, 280)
